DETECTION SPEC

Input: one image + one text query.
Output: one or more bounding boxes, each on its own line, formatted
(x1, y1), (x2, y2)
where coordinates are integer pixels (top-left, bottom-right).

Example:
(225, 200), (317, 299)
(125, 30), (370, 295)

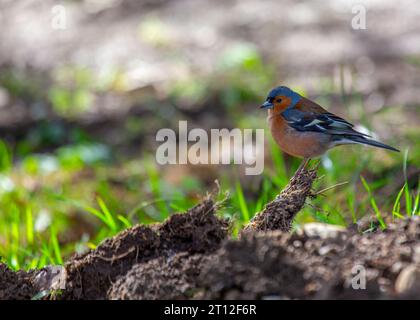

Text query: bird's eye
(276, 98), (282, 103)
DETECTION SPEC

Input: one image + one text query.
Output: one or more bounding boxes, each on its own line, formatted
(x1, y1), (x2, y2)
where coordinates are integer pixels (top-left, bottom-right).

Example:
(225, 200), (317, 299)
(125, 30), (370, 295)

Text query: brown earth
(62, 197), (229, 299)
(1, 170), (419, 300)
(0, 264), (38, 300)
(243, 167), (317, 232)
(107, 217), (420, 300)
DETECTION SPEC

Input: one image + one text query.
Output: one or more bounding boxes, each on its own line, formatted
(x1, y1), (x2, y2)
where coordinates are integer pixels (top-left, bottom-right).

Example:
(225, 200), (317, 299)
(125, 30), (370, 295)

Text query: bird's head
(260, 86), (301, 111)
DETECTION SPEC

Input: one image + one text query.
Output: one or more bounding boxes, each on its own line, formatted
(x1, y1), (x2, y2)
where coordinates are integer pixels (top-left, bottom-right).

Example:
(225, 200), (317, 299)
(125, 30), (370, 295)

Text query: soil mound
(2, 195), (419, 300)
(108, 217), (420, 300)
(63, 198), (229, 299)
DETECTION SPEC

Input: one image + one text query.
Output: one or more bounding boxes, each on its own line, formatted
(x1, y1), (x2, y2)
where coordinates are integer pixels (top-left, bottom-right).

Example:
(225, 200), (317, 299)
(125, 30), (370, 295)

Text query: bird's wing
(282, 98), (370, 137)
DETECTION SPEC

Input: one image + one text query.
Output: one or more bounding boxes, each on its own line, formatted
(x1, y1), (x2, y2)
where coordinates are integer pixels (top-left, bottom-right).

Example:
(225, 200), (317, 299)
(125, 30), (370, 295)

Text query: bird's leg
(295, 158), (311, 175)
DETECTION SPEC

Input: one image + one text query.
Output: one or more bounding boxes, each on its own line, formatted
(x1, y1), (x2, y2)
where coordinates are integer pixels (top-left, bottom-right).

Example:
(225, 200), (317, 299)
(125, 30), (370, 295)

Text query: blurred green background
(0, 0), (419, 270)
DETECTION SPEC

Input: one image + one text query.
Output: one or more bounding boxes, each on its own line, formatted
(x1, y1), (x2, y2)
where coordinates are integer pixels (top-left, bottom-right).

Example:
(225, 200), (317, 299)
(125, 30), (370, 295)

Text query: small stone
(302, 223), (347, 240)
(395, 265), (420, 296)
(318, 245), (339, 256)
(413, 245), (420, 264)
(391, 261), (404, 274)
(293, 240), (302, 248)
(32, 265), (67, 292)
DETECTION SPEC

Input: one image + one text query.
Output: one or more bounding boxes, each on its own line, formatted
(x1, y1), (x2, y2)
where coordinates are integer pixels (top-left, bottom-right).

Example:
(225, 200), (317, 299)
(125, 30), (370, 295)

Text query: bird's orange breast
(268, 112), (329, 158)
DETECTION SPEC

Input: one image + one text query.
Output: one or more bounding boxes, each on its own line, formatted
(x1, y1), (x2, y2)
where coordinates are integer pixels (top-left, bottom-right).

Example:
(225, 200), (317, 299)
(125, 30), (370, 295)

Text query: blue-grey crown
(268, 86), (293, 99)
(267, 86), (301, 108)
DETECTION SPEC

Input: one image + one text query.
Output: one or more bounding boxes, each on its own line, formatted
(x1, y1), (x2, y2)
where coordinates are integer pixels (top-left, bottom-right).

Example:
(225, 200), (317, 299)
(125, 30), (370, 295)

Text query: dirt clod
(288, 216), (420, 299)
(198, 232), (307, 299)
(2, 198), (420, 300)
(0, 264), (37, 300)
(197, 217), (420, 299)
(243, 168), (317, 232)
(108, 252), (210, 300)
(395, 264), (420, 297)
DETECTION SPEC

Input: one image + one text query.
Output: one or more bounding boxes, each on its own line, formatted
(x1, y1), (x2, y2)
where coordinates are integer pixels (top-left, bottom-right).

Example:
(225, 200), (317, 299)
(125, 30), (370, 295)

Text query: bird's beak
(260, 101), (274, 109)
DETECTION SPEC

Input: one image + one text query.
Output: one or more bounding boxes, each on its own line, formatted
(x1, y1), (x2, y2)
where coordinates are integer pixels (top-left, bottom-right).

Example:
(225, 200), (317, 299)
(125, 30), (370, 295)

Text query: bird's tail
(334, 135), (400, 152)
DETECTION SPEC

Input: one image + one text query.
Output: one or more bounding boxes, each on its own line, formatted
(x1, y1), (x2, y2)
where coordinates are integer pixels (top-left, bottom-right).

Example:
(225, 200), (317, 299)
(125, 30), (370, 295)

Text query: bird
(260, 86), (399, 171)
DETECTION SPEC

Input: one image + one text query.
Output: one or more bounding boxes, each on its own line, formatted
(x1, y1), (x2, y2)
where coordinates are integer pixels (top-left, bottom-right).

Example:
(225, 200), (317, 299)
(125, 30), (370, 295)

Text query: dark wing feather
(281, 108), (371, 137)
(283, 97), (398, 152)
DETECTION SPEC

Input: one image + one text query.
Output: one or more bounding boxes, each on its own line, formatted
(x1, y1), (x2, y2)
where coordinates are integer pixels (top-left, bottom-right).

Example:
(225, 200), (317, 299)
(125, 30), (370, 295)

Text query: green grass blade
(254, 178), (269, 213)
(401, 149), (413, 216)
(50, 227), (63, 265)
(405, 185), (413, 216)
(360, 176), (386, 229)
(40, 242), (54, 265)
(97, 197), (117, 232)
(0, 139), (12, 172)
(235, 181), (250, 222)
(412, 191), (419, 215)
(392, 183), (406, 219)
(117, 215), (132, 229)
(55, 195), (119, 231)
(25, 206), (34, 246)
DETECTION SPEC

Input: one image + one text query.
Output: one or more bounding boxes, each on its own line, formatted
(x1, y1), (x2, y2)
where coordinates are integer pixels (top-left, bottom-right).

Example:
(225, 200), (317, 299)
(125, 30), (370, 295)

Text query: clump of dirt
(108, 252), (210, 300)
(2, 192), (420, 300)
(105, 168), (317, 300)
(197, 232), (307, 299)
(107, 217), (419, 300)
(243, 168), (317, 232)
(198, 217), (420, 299)
(0, 264), (37, 300)
(107, 232), (306, 300)
(62, 198), (229, 300)
(295, 217), (420, 299)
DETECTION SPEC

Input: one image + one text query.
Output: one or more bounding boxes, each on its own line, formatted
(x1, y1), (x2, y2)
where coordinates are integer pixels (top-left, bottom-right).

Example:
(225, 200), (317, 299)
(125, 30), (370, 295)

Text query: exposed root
(242, 167), (317, 232)
(313, 181), (348, 196)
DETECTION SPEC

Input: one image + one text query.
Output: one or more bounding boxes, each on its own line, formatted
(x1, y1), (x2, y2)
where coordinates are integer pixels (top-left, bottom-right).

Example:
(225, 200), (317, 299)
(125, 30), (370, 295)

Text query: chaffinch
(260, 86), (399, 169)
